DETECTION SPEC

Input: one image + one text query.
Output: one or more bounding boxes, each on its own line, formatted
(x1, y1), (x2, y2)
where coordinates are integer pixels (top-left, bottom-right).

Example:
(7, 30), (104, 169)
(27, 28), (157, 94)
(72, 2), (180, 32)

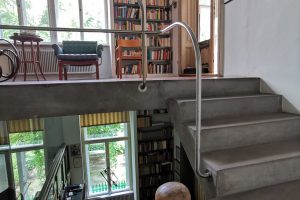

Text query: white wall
(224, 0), (300, 113)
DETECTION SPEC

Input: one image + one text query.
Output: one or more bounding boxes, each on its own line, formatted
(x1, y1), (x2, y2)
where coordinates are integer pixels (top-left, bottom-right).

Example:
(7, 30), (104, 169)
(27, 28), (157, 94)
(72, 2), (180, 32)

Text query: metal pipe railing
(38, 144), (67, 200)
(0, 1), (211, 178)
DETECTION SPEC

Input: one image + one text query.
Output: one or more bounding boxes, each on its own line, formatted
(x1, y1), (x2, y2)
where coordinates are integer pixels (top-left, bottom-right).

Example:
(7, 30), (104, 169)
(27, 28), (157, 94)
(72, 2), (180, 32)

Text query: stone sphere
(155, 182), (191, 200)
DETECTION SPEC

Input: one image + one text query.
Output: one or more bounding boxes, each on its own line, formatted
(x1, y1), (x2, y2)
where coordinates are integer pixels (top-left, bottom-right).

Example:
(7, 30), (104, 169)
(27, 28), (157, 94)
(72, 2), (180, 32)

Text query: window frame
(0, 123), (46, 200)
(0, 0), (110, 44)
(81, 123), (132, 198)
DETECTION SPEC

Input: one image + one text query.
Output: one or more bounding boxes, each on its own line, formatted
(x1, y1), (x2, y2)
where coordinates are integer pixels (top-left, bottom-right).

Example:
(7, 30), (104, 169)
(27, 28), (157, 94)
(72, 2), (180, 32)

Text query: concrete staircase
(168, 77), (300, 200)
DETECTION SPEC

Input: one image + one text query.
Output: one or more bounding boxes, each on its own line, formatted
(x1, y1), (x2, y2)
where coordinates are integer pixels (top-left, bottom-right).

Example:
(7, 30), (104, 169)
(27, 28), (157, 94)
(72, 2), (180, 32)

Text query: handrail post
(137, 0), (148, 92)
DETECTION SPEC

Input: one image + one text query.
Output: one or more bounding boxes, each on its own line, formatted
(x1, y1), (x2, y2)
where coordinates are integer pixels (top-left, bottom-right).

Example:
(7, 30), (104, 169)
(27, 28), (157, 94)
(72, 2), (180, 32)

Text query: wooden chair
(115, 39), (142, 79)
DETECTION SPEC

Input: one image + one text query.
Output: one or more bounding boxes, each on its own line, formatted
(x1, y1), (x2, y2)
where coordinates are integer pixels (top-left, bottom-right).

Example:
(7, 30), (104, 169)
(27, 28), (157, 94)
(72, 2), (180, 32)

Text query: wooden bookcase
(113, 0), (173, 77)
(137, 109), (174, 200)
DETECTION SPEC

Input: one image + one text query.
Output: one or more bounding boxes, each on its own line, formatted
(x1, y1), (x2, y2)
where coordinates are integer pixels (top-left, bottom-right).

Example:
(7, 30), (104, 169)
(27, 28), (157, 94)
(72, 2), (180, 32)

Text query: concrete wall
(224, 0), (300, 114)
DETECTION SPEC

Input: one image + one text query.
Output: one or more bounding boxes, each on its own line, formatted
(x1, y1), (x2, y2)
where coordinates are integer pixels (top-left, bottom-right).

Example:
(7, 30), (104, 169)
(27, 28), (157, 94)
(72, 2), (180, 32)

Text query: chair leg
(59, 61), (63, 80)
(95, 61), (100, 80)
(64, 66), (68, 80)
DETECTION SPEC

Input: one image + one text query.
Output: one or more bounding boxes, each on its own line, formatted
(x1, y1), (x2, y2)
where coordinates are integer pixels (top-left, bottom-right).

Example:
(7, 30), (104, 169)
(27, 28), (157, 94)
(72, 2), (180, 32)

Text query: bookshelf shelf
(113, 0), (173, 77)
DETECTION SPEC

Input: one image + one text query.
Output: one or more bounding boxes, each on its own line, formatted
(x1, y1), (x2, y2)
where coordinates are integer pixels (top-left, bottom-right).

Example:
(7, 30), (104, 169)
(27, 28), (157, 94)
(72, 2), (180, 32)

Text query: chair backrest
(63, 41), (97, 54)
(117, 39), (141, 48)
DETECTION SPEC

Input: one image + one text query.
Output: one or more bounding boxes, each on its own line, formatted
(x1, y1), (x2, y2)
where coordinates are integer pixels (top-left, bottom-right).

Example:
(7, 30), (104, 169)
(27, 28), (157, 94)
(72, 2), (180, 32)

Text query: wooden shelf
(114, 2), (172, 10)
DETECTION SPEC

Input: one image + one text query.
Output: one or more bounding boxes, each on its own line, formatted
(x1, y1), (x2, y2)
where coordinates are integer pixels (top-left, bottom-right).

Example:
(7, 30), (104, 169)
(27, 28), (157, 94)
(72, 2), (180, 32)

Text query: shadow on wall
(260, 79), (300, 114)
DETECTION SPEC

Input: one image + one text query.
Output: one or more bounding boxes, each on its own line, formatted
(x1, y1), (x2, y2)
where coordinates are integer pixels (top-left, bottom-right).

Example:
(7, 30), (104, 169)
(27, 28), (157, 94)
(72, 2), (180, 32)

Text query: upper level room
(0, 0), (221, 83)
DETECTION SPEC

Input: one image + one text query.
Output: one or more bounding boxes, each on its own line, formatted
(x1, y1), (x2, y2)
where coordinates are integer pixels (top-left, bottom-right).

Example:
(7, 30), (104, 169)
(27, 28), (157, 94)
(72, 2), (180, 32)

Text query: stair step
(203, 140), (300, 196)
(202, 77), (260, 97)
(172, 94), (282, 123)
(187, 113), (300, 152)
(213, 180), (300, 200)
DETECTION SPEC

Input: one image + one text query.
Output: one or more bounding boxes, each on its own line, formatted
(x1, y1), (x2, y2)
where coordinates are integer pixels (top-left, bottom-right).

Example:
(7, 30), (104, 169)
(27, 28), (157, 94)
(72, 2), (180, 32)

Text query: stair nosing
(203, 140), (300, 172)
(176, 94), (280, 104)
(186, 113), (300, 131)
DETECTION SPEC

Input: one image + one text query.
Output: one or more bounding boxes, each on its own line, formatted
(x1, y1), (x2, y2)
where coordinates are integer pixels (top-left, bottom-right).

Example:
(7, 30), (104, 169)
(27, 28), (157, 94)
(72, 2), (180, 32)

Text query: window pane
(0, 154), (8, 193)
(82, 0), (108, 43)
(87, 143), (108, 195)
(199, 1), (211, 42)
(109, 141), (129, 191)
(0, 0), (19, 40)
(85, 123), (126, 139)
(56, 0), (80, 41)
(12, 149), (45, 200)
(24, 0), (50, 42)
(9, 131), (43, 147)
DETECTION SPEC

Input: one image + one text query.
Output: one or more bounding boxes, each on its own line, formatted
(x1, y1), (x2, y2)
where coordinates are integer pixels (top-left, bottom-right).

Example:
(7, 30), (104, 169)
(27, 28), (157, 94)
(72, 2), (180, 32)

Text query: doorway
(198, 0), (224, 76)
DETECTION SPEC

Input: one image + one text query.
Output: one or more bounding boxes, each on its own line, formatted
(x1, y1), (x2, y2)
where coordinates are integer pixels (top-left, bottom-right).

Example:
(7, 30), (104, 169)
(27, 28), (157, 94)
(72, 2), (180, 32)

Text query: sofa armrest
(52, 44), (63, 56)
(97, 44), (104, 58)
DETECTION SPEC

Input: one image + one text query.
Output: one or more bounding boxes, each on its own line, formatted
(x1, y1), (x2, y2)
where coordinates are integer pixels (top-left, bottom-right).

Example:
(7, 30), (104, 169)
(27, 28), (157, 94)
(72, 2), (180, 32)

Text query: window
(199, 0), (211, 41)
(81, 114), (132, 197)
(0, 0), (109, 44)
(7, 118), (46, 200)
(0, 154), (9, 193)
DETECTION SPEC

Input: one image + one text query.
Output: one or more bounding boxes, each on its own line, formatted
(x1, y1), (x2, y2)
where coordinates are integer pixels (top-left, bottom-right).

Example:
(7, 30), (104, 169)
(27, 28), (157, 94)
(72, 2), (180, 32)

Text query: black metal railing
(35, 144), (69, 200)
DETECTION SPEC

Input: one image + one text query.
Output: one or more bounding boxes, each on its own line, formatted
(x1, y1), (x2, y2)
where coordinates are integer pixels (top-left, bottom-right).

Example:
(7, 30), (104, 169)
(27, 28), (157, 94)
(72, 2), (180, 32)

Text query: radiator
(17, 49), (95, 74)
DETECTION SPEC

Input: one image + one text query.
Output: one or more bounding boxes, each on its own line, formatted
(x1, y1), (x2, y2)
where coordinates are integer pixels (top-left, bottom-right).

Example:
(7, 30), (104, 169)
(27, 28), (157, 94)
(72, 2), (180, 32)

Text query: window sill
(88, 190), (134, 200)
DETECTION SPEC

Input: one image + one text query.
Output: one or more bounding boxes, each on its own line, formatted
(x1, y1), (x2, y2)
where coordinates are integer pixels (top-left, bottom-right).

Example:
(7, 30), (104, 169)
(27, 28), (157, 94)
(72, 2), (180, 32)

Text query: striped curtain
(7, 118), (44, 133)
(0, 121), (8, 145)
(80, 112), (129, 127)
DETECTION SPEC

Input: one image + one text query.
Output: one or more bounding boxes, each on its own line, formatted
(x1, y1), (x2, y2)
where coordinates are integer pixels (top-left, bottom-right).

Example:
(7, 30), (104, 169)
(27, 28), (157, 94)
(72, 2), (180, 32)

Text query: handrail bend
(38, 144), (67, 200)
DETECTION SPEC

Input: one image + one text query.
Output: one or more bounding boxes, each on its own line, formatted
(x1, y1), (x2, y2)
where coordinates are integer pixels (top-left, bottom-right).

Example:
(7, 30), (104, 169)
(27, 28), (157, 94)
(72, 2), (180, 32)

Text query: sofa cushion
(57, 54), (98, 61)
(62, 41), (97, 54)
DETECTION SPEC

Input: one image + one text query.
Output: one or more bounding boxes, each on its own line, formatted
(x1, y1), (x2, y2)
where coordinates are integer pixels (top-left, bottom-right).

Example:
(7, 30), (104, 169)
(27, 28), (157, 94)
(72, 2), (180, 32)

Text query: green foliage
(9, 131), (43, 146)
(87, 124), (126, 166)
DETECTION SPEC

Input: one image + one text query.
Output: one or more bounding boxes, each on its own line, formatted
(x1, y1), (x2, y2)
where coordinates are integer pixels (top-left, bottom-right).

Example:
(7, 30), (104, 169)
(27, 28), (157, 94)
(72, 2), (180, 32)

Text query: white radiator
(17, 49), (95, 74)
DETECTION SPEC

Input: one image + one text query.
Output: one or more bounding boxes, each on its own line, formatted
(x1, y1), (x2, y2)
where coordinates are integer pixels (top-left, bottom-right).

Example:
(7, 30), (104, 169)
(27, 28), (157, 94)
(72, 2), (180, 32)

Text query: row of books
(138, 109), (168, 116)
(147, 9), (170, 20)
(139, 162), (173, 176)
(114, 0), (137, 4)
(115, 21), (141, 30)
(114, 0), (169, 7)
(115, 21), (170, 31)
(122, 49), (141, 56)
(148, 49), (171, 60)
(148, 63), (172, 74)
(138, 140), (172, 152)
(138, 151), (172, 165)
(114, 7), (140, 19)
(138, 128), (172, 141)
(122, 64), (140, 74)
(147, 23), (170, 31)
(147, 37), (171, 47)
(146, 0), (169, 6)
(139, 173), (173, 188)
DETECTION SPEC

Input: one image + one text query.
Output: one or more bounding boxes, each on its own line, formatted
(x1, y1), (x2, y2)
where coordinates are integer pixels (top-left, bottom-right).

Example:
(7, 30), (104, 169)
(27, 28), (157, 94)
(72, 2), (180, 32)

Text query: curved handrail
(157, 22), (211, 178)
(38, 144), (67, 200)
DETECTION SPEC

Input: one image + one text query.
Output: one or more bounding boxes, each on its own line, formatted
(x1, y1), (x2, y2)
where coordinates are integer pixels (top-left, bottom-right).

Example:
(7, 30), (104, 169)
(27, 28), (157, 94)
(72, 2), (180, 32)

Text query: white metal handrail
(0, 0), (211, 178)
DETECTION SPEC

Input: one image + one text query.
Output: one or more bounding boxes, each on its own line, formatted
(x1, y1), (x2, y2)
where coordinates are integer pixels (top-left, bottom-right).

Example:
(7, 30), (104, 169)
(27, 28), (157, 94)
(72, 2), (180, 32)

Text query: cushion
(57, 54), (98, 61)
(63, 41), (97, 54)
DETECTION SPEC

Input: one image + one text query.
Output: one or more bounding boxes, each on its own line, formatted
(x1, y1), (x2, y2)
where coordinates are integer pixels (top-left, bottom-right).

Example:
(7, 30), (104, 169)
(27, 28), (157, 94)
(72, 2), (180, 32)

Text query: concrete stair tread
(175, 93), (278, 103)
(214, 180), (300, 200)
(203, 139), (300, 171)
(187, 112), (300, 131)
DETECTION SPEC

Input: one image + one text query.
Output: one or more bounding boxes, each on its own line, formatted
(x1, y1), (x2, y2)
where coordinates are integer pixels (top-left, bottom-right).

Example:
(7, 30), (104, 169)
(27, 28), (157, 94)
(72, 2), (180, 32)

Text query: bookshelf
(113, 0), (173, 77)
(137, 109), (174, 200)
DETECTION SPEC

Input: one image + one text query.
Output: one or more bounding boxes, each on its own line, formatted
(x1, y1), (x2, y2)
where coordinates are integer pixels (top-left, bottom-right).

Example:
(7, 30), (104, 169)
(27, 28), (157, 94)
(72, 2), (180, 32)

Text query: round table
(10, 34), (46, 81)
